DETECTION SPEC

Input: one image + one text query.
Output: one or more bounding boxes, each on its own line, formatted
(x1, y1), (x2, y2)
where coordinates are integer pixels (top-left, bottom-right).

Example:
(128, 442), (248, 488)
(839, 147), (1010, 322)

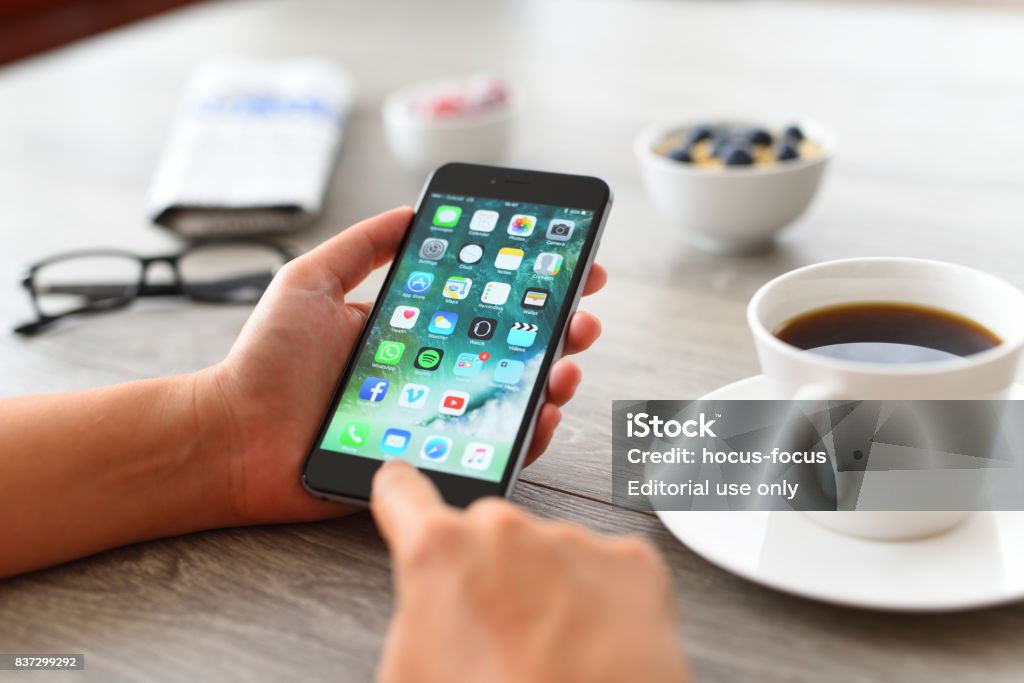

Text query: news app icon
(461, 442), (495, 470)
(439, 390), (470, 416)
(358, 377), (390, 402)
(380, 428), (411, 455)
(420, 435), (452, 463)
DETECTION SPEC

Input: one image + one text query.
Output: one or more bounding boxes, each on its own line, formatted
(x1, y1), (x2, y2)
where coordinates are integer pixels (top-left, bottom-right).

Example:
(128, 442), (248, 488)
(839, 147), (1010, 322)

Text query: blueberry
(686, 125), (714, 146)
(712, 136), (739, 158)
(723, 146), (755, 166)
(667, 146), (693, 163)
(776, 141), (800, 162)
(746, 128), (773, 146)
(783, 125), (805, 142)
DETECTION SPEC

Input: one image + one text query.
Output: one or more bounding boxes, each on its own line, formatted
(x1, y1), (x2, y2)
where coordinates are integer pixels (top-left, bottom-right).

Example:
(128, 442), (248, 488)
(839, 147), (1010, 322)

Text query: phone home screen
(319, 193), (593, 482)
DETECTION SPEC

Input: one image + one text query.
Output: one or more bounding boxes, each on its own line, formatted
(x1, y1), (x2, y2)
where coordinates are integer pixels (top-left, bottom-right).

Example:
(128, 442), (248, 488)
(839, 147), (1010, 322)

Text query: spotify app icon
(414, 347), (444, 371)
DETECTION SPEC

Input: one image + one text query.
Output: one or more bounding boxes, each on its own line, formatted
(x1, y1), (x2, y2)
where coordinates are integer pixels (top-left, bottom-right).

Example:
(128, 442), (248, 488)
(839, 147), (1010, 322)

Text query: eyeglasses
(14, 240), (294, 335)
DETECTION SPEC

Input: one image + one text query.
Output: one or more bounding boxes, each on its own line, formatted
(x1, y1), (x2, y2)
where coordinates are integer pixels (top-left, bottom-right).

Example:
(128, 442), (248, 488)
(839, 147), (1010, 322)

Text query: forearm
(0, 371), (235, 577)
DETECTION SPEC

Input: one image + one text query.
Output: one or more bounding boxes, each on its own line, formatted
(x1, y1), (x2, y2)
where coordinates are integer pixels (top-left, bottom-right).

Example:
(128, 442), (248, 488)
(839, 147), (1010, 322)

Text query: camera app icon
(545, 219), (575, 242)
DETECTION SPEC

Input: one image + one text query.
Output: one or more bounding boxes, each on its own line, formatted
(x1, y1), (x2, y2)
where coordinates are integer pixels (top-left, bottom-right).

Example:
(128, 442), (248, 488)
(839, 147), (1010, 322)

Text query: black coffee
(775, 302), (1001, 363)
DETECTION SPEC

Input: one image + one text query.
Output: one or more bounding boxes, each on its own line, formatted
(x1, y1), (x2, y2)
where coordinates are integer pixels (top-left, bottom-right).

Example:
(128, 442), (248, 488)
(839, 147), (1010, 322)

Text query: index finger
(371, 459), (450, 552)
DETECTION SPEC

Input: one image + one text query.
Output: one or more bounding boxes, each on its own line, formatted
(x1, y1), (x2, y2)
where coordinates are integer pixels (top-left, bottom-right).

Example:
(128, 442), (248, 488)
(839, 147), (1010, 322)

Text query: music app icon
(461, 442), (494, 470)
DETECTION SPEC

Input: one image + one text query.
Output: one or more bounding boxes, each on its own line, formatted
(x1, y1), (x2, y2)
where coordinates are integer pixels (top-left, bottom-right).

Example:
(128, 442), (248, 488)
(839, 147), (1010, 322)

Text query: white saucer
(656, 375), (1024, 611)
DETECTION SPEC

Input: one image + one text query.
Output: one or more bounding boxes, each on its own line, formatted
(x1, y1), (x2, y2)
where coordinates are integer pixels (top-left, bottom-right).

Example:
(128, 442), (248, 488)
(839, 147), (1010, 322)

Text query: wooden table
(2, 0), (1024, 680)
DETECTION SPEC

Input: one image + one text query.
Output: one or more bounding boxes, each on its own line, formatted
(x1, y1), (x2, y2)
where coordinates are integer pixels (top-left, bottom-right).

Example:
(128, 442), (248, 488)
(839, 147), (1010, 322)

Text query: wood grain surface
(2, 0), (1024, 680)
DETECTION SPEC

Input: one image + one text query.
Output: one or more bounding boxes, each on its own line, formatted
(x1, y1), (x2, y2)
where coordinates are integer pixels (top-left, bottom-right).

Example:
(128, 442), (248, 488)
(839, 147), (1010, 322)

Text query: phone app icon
(398, 383), (430, 408)
(458, 243), (484, 264)
(439, 390), (470, 416)
(546, 219), (576, 242)
(469, 209), (499, 232)
(481, 281), (511, 305)
(419, 237), (448, 260)
(522, 287), (550, 309)
(468, 316), (497, 340)
(453, 352), (484, 377)
(380, 428), (412, 455)
(374, 340), (406, 365)
(340, 421), (371, 448)
(420, 435), (452, 463)
(462, 442), (495, 470)
(506, 322), (538, 348)
(493, 359), (525, 385)
(494, 247), (524, 271)
(428, 311), (458, 335)
(443, 276), (472, 300)
(405, 271), (434, 295)
(507, 214), (536, 237)
(534, 252), (563, 276)
(358, 377), (390, 402)
(414, 347), (444, 370)
(433, 205), (462, 228)
(390, 305), (420, 329)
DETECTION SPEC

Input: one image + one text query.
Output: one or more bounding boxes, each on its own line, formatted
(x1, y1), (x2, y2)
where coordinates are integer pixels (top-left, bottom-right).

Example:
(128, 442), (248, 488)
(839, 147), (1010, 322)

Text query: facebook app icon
(359, 377), (390, 402)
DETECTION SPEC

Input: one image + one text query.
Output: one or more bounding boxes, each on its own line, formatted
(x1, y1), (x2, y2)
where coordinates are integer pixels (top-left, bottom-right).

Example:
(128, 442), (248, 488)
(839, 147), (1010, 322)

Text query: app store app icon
(405, 271), (434, 295)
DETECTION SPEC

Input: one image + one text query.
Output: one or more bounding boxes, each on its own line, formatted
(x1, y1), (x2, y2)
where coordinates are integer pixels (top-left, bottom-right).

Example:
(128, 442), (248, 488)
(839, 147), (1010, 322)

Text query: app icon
(546, 219), (576, 242)
(405, 271), (434, 295)
(390, 305), (420, 329)
(462, 442), (495, 470)
(414, 347), (444, 370)
(507, 214), (536, 237)
(433, 205), (462, 228)
(468, 316), (497, 340)
(453, 352), (484, 377)
(442, 276), (472, 300)
(358, 377), (390, 402)
(340, 421), (371, 448)
(469, 209), (499, 232)
(374, 340), (406, 365)
(420, 435), (452, 463)
(428, 311), (458, 335)
(506, 322), (538, 348)
(458, 243), (484, 264)
(380, 428), (412, 455)
(534, 252), (563, 276)
(439, 390), (470, 416)
(522, 287), (550, 309)
(398, 383), (430, 409)
(419, 238), (448, 260)
(494, 247), (524, 270)
(493, 359), (525, 385)
(481, 281), (512, 305)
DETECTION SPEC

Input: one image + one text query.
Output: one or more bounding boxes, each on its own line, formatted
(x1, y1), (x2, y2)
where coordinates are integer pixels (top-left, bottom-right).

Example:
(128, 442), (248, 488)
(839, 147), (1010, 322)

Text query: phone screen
(317, 192), (595, 482)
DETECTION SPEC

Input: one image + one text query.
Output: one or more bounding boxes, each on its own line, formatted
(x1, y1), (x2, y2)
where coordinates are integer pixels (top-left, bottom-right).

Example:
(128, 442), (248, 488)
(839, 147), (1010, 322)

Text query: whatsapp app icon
(374, 340), (406, 365)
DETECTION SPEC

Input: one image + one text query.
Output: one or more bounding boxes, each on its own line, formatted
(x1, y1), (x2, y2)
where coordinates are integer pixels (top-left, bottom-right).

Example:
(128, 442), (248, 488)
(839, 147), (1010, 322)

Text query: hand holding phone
(302, 163), (612, 506)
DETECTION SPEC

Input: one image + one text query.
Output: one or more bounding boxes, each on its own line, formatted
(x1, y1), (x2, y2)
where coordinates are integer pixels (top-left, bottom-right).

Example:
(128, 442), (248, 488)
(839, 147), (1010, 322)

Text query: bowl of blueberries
(635, 117), (835, 253)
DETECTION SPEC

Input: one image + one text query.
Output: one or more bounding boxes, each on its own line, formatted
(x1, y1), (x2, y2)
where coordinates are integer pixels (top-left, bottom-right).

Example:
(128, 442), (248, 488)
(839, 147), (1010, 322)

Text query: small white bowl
(382, 80), (517, 172)
(635, 118), (835, 254)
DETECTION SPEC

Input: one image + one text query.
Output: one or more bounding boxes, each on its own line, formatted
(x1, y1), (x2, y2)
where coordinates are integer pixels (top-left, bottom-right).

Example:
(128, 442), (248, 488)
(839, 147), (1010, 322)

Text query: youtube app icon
(439, 390), (470, 416)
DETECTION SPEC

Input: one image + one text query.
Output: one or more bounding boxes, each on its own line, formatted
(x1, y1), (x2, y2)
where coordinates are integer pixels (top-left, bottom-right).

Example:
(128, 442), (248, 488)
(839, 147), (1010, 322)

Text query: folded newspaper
(148, 58), (354, 237)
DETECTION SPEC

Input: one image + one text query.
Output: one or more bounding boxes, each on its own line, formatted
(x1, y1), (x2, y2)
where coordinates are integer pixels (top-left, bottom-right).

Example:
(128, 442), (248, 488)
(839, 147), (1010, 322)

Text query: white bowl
(382, 81), (517, 172)
(635, 118), (835, 254)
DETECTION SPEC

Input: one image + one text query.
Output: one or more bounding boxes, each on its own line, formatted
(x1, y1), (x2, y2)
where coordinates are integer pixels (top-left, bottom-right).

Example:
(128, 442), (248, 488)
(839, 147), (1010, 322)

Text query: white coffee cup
(747, 257), (1024, 540)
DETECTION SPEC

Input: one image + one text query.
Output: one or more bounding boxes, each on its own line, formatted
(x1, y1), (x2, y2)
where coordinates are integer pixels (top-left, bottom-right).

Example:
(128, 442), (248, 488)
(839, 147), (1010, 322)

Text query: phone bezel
(301, 163), (611, 507)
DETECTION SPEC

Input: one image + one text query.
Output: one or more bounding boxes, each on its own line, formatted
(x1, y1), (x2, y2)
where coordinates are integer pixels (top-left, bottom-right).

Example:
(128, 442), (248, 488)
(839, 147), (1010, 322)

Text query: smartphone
(301, 163), (612, 507)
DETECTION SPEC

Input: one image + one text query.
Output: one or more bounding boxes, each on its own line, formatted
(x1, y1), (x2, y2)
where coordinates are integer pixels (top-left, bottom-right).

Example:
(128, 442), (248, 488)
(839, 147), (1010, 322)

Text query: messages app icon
(433, 205), (462, 227)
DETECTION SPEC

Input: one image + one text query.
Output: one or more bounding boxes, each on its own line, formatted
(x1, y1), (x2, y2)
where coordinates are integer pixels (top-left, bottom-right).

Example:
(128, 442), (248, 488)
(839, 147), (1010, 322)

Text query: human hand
(370, 460), (690, 683)
(200, 208), (607, 524)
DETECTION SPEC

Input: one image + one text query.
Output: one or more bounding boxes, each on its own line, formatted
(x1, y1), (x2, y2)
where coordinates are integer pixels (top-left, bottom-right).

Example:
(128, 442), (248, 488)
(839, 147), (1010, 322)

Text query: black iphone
(301, 163), (612, 507)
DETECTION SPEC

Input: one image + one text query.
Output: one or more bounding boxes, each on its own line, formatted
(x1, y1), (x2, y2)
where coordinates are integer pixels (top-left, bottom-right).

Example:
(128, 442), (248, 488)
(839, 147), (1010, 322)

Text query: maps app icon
(405, 271), (434, 295)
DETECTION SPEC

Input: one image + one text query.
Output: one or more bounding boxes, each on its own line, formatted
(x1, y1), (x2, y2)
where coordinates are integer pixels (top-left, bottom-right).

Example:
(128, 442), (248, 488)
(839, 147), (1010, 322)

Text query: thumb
(371, 460), (450, 558)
